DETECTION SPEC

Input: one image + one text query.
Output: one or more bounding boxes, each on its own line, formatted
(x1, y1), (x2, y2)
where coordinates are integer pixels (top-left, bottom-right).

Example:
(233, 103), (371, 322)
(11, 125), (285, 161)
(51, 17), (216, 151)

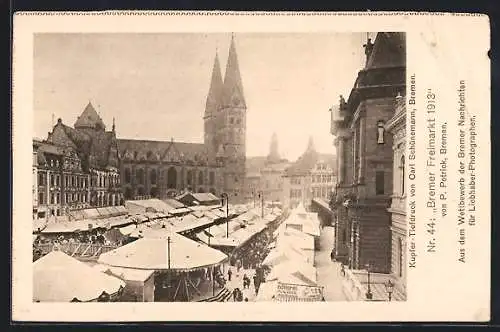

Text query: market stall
(97, 233), (228, 302)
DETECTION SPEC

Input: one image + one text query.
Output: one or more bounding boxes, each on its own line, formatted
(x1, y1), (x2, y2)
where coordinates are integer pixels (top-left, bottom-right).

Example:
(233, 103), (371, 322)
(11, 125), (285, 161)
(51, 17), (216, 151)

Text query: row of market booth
(255, 203), (325, 302)
(33, 197), (283, 302)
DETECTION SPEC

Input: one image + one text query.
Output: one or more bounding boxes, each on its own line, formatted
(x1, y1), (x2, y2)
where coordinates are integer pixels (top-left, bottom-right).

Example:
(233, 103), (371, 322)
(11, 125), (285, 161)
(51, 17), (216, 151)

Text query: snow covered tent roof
(93, 264), (154, 282)
(98, 233), (228, 271)
(262, 245), (311, 267)
(266, 261), (317, 286)
(33, 250), (125, 302)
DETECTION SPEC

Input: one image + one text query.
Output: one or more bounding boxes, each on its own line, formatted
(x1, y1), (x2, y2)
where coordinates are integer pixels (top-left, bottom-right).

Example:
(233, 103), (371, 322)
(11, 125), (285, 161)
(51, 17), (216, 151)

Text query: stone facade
(330, 32), (406, 274)
(282, 137), (336, 211)
(386, 93), (407, 292)
(117, 35), (247, 203)
(36, 102), (123, 220)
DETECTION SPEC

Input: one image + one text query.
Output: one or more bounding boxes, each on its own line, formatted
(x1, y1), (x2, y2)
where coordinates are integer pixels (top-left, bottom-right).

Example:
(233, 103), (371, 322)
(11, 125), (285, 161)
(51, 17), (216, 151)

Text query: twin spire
(205, 34), (246, 117)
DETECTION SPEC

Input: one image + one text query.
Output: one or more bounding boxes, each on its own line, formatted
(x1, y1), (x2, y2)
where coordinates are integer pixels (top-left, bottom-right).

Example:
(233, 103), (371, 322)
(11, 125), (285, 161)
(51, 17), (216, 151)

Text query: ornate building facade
(34, 102), (123, 220)
(386, 93), (407, 292)
(282, 137), (336, 211)
(330, 32), (406, 273)
(118, 35), (247, 203)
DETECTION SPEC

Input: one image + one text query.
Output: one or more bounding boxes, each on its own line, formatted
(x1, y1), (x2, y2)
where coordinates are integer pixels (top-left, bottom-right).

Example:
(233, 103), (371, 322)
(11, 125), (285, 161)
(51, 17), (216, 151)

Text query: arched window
(187, 170), (193, 186)
(136, 169), (145, 185)
(150, 169), (157, 185)
(400, 155), (405, 195)
(377, 121), (385, 144)
(137, 187), (144, 196)
(209, 172), (215, 186)
(167, 167), (177, 189)
(198, 171), (204, 185)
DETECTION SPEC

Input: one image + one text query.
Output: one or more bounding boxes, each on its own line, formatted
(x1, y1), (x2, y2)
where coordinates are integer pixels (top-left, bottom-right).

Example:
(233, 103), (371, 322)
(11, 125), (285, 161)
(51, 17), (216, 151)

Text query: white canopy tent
(98, 233), (228, 271)
(33, 250), (125, 302)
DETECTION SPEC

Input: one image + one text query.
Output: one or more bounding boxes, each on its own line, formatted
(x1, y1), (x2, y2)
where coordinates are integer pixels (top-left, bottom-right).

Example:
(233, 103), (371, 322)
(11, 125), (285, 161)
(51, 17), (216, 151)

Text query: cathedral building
(117, 35), (247, 203)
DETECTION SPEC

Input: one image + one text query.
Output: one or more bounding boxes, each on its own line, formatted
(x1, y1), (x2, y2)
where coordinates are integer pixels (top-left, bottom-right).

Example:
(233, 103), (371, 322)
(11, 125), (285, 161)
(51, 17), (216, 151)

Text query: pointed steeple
(223, 34), (246, 108)
(306, 136), (315, 152)
(74, 102), (106, 131)
(267, 132), (280, 163)
(205, 50), (224, 117)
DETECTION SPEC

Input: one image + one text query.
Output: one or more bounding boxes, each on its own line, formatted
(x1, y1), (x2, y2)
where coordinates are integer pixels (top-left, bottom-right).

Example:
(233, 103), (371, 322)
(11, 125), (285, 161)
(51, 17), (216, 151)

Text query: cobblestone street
(315, 226), (347, 301)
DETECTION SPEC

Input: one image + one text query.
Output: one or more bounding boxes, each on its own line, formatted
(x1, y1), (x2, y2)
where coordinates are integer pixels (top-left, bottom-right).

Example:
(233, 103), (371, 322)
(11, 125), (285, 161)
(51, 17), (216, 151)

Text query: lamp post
(365, 263), (373, 300)
(258, 190), (264, 218)
(221, 193), (229, 238)
(253, 190), (256, 208)
(385, 279), (394, 301)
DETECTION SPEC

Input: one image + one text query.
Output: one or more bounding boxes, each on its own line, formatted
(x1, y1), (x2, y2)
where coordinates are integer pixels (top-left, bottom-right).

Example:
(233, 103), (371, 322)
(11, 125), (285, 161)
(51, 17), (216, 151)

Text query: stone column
(358, 116), (365, 183)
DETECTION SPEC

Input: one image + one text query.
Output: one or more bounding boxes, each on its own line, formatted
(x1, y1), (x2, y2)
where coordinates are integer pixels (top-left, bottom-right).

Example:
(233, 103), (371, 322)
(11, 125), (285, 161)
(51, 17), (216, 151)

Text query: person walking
(232, 288), (239, 302)
(228, 268), (232, 282)
(253, 274), (260, 295)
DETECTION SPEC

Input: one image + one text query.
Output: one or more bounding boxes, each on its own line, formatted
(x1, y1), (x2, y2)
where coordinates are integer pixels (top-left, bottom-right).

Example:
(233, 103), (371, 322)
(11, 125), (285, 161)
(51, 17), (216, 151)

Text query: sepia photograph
(30, 31), (406, 304)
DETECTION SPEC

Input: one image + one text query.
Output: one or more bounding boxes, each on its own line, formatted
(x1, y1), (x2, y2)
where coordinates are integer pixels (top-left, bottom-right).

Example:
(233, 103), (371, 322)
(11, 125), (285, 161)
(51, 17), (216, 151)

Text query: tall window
(198, 171), (204, 185)
(136, 169), (145, 185)
(187, 170), (193, 186)
(38, 173), (45, 186)
(150, 169), (157, 185)
(377, 121), (385, 144)
(400, 155), (405, 195)
(375, 171), (385, 195)
(209, 172), (215, 186)
(167, 167), (177, 189)
(124, 168), (131, 183)
(38, 192), (44, 205)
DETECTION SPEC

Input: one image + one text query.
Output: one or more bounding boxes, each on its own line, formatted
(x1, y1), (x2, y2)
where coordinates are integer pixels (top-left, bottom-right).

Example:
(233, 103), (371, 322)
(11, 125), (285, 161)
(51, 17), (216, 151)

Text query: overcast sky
(34, 33), (370, 160)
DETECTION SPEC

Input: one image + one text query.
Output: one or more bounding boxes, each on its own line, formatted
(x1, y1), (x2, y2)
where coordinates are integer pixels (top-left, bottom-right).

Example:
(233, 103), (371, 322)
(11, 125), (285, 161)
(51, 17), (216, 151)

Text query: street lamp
(365, 263), (373, 300)
(221, 193), (229, 238)
(385, 279), (394, 301)
(257, 190), (264, 218)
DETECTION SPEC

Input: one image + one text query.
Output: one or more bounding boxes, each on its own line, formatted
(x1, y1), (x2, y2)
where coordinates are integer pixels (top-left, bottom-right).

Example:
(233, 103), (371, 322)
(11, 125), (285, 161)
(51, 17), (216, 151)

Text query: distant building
(117, 35), (247, 203)
(386, 93), (407, 293)
(329, 32), (406, 273)
(282, 137), (336, 211)
(244, 133), (291, 205)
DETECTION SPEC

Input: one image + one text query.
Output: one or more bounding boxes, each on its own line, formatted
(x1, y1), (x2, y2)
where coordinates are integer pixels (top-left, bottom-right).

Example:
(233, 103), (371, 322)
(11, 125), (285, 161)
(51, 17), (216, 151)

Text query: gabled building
(39, 102), (123, 218)
(329, 32), (406, 274)
(117, 35), (247, 203)
(282, 137), (336, 211)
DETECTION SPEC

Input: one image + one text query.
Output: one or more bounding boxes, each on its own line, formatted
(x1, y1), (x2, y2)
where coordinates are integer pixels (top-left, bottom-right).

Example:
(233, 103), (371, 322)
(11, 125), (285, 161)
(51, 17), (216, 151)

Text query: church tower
(217, 34), (247, 202)
(204, 50), (223, 154)
(267, 132), (280, 164)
